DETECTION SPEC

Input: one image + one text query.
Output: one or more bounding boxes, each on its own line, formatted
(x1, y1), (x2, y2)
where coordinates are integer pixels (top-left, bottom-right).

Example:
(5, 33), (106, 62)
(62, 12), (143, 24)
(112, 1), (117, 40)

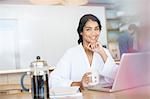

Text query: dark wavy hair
(77, 14), (102, 44)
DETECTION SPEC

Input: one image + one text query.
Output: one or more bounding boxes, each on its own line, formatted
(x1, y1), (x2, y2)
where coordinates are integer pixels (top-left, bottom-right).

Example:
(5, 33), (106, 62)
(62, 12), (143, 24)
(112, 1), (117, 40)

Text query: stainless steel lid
(30, 56), (48, 68)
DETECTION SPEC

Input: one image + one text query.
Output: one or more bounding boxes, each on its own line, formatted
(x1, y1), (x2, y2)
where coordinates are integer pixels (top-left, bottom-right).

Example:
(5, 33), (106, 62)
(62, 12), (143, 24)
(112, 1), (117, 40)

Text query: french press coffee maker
(21, 56), (50, 99)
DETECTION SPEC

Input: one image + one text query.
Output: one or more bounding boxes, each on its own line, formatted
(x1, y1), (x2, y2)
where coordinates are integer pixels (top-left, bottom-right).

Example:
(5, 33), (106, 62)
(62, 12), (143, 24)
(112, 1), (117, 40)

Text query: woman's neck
(82, 43), (93, 66)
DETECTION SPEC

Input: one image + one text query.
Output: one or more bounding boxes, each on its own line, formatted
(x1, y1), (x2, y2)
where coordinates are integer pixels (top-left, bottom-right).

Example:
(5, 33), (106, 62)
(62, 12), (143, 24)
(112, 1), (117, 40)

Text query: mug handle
(20, 72), (29, 92)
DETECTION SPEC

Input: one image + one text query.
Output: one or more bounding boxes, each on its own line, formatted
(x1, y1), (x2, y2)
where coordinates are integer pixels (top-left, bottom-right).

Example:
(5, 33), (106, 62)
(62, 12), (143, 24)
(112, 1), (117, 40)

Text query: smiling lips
(89, 36), (98, 43)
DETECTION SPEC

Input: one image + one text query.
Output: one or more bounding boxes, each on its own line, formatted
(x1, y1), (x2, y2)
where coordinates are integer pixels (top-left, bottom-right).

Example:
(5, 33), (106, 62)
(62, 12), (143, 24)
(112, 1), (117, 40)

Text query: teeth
(91, 37), (96, 39)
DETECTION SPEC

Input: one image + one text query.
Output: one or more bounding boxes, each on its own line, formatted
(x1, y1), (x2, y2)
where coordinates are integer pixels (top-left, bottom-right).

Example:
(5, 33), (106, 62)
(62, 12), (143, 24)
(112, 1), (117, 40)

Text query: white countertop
(0, 66), (55, 74)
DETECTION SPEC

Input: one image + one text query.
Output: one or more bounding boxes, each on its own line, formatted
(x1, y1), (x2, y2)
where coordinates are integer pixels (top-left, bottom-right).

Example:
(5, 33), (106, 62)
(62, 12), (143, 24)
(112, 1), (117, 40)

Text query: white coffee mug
(88, 71), (100, 86)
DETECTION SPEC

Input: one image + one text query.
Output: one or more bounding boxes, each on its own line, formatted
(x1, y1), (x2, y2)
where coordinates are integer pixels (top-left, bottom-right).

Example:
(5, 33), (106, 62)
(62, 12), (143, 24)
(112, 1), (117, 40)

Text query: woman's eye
(95, 28), (100, 31)
(86, 28), (91, 31)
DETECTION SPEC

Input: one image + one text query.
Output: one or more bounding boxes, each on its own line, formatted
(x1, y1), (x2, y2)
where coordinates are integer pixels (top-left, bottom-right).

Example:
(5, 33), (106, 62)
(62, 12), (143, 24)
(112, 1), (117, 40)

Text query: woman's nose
(91, 30), (99, 35)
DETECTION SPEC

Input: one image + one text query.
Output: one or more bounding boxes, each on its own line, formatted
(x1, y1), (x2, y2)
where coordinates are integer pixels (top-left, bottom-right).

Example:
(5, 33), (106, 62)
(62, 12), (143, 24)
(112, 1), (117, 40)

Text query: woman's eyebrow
(84, 26), (99, 28)
(84, 26), (92, 28)
(95, 26), (99, 28)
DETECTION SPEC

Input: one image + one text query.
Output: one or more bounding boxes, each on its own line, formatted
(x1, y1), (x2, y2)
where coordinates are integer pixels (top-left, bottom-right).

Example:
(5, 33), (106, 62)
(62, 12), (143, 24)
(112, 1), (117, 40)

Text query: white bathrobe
(49, 44), (118, 88)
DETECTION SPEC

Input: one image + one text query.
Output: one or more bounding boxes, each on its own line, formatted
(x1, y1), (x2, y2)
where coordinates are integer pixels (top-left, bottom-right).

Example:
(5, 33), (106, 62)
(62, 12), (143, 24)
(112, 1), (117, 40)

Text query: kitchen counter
(0, 66), (55, 74)
(0, 66), (55, 85)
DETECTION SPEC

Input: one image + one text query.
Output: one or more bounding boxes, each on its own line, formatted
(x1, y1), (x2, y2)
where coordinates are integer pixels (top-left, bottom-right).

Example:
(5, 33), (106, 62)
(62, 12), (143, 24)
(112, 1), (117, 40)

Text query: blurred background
(0, 0), (149, 65)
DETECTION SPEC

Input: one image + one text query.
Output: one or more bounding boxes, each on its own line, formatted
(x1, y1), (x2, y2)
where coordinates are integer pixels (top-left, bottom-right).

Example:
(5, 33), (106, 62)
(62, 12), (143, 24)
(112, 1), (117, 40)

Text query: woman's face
(81, 19), (100, 44)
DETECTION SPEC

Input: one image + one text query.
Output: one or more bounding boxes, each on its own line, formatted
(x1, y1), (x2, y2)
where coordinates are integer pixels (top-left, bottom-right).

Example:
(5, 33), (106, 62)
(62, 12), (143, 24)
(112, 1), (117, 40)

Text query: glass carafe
(21, 56), (50, 99)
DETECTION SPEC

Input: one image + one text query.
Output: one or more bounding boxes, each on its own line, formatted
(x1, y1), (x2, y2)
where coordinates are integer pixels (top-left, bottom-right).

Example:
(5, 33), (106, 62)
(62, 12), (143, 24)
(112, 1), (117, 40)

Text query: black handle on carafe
(20, 73), (29, 92)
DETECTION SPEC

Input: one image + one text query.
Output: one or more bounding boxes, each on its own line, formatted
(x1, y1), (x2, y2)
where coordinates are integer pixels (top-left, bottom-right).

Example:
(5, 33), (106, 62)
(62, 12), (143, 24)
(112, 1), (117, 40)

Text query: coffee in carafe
(31, 74), (49, 99)
(21, 56), (50, 99)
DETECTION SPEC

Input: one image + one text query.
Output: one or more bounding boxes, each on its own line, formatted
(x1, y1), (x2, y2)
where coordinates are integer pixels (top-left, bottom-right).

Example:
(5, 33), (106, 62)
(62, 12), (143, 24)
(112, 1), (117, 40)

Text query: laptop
(87, 52), (150, 92)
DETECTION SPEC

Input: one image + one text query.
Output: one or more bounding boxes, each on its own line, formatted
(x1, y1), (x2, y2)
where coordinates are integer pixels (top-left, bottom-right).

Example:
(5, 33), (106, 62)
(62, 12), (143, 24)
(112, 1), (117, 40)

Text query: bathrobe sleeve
(100, 49), (118, 84)
(49, 50), (73, 88)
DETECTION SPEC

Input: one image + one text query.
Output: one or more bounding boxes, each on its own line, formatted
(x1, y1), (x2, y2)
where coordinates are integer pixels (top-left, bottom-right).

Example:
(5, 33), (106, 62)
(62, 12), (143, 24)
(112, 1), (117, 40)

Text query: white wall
(0, 5), (107, 69)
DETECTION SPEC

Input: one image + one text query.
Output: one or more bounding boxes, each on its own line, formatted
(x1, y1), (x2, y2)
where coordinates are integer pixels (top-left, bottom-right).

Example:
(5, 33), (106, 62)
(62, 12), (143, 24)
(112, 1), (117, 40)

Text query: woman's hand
(81, 72), (92, 89)
(87, 42), (103, 54)
(87, 42), (108, 63)
(71, 72), (92, 90)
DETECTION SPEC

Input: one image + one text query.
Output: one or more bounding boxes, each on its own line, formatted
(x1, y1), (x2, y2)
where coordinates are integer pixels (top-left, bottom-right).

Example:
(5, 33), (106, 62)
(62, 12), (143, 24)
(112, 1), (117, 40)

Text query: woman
(50, 14), (118, 90)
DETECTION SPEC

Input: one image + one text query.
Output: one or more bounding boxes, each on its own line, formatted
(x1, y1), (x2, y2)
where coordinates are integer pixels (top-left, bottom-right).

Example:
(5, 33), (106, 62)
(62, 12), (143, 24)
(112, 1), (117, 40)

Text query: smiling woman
(50, 14), (118, 90)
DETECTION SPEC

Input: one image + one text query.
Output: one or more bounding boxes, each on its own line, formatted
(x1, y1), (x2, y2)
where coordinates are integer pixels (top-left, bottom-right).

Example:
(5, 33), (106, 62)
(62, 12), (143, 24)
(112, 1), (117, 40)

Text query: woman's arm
(71, 82), (81, 86)
(71, 82), (84, 91)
